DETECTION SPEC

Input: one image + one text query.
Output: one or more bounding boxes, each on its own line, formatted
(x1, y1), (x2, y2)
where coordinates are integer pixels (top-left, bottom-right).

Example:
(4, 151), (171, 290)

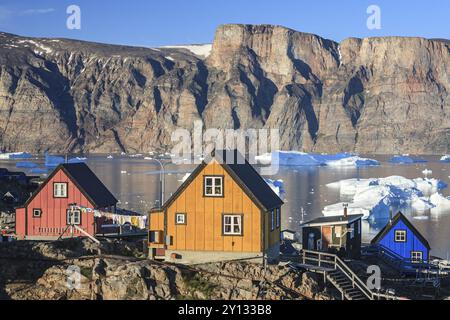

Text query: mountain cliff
(0, 24), (449, 154)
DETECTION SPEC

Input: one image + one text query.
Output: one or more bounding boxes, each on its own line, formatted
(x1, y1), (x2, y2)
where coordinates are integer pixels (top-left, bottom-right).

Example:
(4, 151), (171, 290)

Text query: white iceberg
(429, 193), (450, 209)
(256, 151), (379, 167)
(323, 175), (448, 220)
(440, 155), (450, 162)
(264, 178), (285, 200)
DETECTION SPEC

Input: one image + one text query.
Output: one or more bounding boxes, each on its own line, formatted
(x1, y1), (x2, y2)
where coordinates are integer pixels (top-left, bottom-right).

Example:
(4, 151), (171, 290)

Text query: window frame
(394, 230), (407, 242)
(276, 207), (281, 229)
(32, 208), (42, 218)
(66, 209), (81, 225)
(175, 213), (187, 225)
(203, 175), (224, 197)
(53, 182), (68, 198)
(411, 251), (423, 263)
(270, 210), (275, 231)
(222, 214), (243, 236)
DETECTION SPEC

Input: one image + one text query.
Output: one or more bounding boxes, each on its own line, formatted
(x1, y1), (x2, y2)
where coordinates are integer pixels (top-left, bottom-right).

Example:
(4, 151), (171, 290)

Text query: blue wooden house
(371, 212), (430, 263)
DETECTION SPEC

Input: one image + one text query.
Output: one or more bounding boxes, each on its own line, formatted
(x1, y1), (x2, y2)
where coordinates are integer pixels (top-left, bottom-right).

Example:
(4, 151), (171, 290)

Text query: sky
(0, 0), (448, 47)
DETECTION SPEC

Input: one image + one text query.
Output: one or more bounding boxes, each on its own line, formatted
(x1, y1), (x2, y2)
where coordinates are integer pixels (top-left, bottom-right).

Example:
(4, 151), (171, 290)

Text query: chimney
(343, 203), (348, 218)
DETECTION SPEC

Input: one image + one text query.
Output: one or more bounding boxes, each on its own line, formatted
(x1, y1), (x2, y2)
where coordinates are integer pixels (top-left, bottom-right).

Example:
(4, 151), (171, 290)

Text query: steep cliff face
(0, 25), (448, 154)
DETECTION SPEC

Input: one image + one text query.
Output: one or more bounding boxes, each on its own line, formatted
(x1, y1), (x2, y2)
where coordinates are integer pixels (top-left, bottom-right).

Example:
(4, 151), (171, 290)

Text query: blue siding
(378, 220), (429, 261)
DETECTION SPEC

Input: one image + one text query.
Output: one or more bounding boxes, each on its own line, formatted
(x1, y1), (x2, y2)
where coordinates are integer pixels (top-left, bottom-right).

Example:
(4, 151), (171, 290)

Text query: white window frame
(394, 230), (407, 242)
(411, 251), (423, 263)
(54, 182), (68, 198)
(270, 210), (275, 231)
(204, 176), (223, 197)
(276, 208), (281, 229)
(33, 208), (42, 218)
(175, 213), (186, 225)
(223, 214), (242, 236)
(67, 209), (81, 225)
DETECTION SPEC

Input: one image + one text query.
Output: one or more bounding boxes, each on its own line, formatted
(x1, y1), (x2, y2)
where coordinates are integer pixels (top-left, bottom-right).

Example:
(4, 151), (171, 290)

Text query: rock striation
(0, 24), (448, 154)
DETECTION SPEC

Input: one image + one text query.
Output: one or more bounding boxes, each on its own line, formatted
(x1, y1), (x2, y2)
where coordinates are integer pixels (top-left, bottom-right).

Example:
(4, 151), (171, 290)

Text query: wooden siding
(378, 220), (429, 261)
(17, 169), (96, 238)
(151, 160), (281, 253)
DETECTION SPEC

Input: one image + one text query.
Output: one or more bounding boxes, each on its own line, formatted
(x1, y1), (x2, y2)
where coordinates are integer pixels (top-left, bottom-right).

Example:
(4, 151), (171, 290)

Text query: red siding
(16, 168), (96, 238)
(15, 208), (26, 238)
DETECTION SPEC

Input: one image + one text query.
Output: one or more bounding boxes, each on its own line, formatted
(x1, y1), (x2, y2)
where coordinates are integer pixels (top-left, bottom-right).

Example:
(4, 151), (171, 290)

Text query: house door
(322, 226), (332, 250)
(307, 233), (315, 250)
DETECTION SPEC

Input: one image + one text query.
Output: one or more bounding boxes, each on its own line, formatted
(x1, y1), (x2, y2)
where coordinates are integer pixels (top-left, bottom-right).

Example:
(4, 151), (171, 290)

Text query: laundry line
(69, 204), (147, 229)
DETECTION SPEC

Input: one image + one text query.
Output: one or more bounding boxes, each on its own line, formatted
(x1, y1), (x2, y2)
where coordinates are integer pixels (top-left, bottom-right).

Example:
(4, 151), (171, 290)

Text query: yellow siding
(166, 160), (263, 253)
(148, 160), (282, 253)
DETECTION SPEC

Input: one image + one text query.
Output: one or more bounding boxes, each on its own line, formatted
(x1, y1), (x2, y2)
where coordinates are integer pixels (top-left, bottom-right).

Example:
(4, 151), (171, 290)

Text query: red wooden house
(15, 163), (118, 240)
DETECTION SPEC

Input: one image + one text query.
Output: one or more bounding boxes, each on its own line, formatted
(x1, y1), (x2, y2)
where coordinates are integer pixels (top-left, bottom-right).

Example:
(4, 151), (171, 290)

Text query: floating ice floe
(324, 175), (448, 219)
(264, 178), (285, 200)
(30, 168), (48, 174)
(440, 155), (450, 163)
(255, 151), (379, 167)
(0, 152), (32, 159)
(389, 155), (427, 164)
(107, 155), (114, 159)
(422, 169), (432, 175)
(45, 154), (86, 167)
(429, 193), (450, 209)
(16, 161), (38, 168)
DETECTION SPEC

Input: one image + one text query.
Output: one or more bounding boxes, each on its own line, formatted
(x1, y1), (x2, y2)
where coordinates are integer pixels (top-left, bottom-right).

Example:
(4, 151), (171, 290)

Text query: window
(276, 208), (281, 229)
(335, 226), (342, 238)
(411, 251), (423, 263)
(270, 210), (275, 231)
(54, 182), (68, 198)
(204, 176), (223, 197)
(175, 213), (186, 225)
(223, 215), (242, 235)
(394, 230), (407, 242)
(149, 230), (164, 244)
(66, 209), (81, 225)
(33, 208), (42, 218)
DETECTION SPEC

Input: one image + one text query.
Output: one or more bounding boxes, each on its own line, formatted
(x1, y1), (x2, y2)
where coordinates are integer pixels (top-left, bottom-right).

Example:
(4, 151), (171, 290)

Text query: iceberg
(326, 156), (380, 167)
(429, 193), (450, 209)
(389, 155), (427, 164)
(45, 154), (86, 167)
(264, 178), (285, 200)
(16, 162), (38, 168)
(0, 152), (32, 159)
(257, 151), (379, 167)
(323, 175), (448, 219)
(30, 168), (48, 174)
(440, 155), (450, 163)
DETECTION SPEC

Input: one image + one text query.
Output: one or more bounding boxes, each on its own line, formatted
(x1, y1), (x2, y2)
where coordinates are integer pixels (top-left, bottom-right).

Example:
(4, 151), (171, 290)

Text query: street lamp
(148, 157), (165, 206)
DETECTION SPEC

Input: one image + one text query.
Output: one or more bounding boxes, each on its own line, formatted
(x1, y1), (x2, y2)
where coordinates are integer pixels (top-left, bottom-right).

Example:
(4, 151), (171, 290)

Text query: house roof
(21, 163), (117, 209)
(61, 163), (118, 208)
(370, 212), (431, 249)
(150, 149), (284, 213)
(301, 214), (364, 227)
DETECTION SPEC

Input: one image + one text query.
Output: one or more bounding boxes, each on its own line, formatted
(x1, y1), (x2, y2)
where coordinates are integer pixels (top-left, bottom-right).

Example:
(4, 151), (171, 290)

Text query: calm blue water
(2, 154), (450, 258)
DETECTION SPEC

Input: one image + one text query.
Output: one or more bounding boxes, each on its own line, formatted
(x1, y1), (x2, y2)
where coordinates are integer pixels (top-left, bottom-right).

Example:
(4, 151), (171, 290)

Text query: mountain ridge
(0, 24), (448, 154)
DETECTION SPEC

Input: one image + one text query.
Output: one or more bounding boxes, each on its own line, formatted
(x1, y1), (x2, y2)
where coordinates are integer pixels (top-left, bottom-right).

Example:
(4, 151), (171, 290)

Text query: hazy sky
(0, 0), (448, 46)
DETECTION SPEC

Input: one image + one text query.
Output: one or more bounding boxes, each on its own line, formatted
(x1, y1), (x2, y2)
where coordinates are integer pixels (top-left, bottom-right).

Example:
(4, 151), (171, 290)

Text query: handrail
(302, 249), (373, 299)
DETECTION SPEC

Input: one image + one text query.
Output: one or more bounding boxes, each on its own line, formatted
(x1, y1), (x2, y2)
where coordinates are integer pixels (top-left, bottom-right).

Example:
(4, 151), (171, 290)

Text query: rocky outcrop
(0, 25), (448, 154)
(0, 239), (334, 300)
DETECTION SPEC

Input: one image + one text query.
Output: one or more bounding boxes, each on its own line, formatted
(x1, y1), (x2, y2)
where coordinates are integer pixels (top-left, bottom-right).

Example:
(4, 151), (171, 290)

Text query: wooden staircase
(299, 250), (402, 300)
(326, 269), (368, 300)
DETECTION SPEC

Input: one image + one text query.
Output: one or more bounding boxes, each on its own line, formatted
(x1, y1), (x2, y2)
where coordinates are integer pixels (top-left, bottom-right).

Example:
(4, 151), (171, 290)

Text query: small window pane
(206, 178), (213, 186)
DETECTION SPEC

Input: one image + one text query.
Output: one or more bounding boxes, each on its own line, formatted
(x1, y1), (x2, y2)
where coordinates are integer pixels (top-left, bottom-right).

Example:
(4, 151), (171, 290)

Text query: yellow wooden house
(148, 150), (284, 264)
